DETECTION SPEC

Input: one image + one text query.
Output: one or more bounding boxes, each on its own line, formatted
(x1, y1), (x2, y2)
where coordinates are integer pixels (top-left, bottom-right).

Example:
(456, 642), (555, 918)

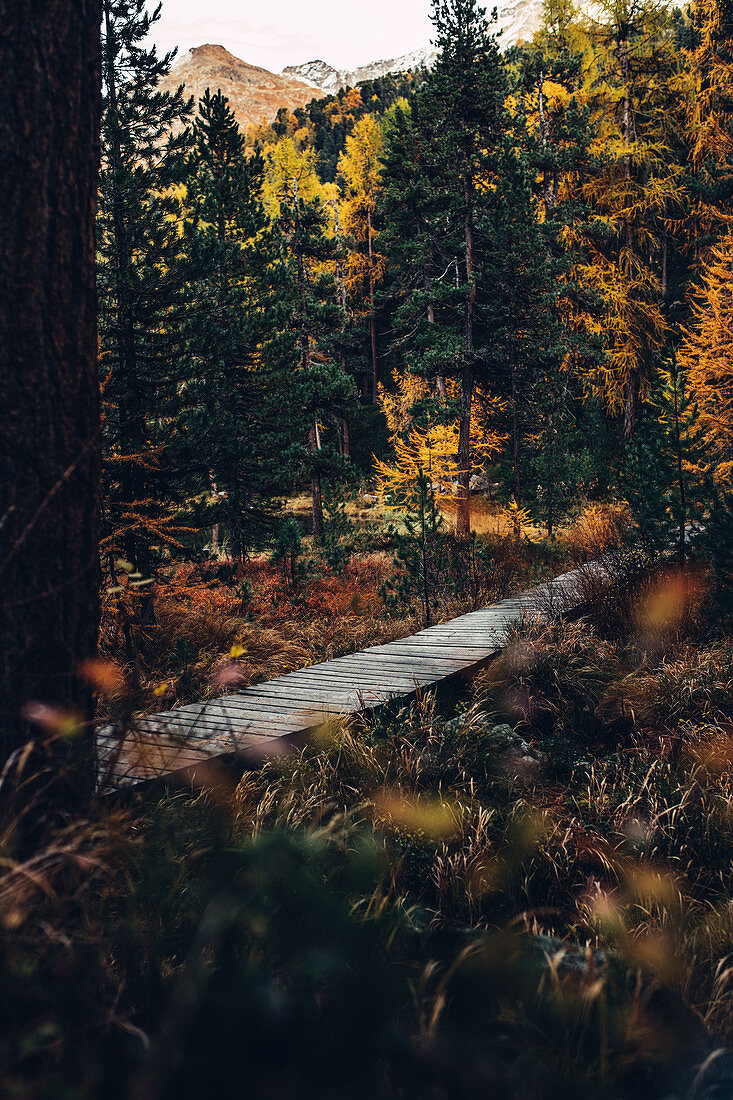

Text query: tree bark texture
(457, 167), (475, 537)
(0, 0), (102, 804)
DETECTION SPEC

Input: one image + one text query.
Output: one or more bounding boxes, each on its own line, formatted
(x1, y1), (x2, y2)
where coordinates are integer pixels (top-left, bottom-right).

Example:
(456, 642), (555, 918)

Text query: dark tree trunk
(457, 167), (475, 538)
(309, 424), (324, 541)
(367, 208), (379, 403)
(426, 295), (447, 401)
(102, 0), (147, 576)
(511, 359), (522, 520)
(342, 418), (350, 459)
(0, 0), (102, 808)
(624, 371), (638, 437)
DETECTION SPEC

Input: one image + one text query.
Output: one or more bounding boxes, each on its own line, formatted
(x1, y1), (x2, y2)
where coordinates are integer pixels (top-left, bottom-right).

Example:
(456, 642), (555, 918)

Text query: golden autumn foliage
(564, 0), (680, 424)
(686, 0), (733, 171)
(338, 115), (386, 297)
(679, 231), (733, 483)
(261, 138), (329, 221)
(374, 424), (466, 508)
(375, 370), (506, 515)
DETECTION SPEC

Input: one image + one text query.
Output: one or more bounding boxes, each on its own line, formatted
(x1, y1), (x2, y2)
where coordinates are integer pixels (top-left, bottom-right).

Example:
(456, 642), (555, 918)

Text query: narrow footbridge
(100, 567), (585, 790)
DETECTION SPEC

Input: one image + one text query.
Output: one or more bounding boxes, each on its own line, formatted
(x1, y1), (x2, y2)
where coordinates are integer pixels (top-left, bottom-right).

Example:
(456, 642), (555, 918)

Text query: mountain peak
(160, 45), (319, 131)
(282, 0), (549, 97)
(283, 49), (436, 96)
(161, 0), (557, 134)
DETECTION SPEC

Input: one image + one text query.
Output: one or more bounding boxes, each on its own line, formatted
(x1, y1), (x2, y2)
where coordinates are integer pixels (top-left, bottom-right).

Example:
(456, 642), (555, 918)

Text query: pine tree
(506, 7), (605, 534)
(276, 184), (356, 540)
(97, 0), (193, 582)
(699, 489), (733, 616)
(380, 99), (454, 405)
(386, 0), (509, 536)
(381, 470), (450, 627)
(622, 418), (674, 554)
(623, 353), (708, 557)
(181, 90), (290, 558)
(655, 353), (708, 562)
(484, 139), (572, 525)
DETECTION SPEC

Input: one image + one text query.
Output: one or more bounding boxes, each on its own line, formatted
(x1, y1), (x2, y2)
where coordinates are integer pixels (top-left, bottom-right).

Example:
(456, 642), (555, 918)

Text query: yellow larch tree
(338, 114), (385, 401)
(679, 231), (733, 483)
(686, 0), (733, 173)
(672, 0), (733, 260)
(570, 0), (680, 431)
(375, 370), (505, 522)
(261, 138), (329, 222)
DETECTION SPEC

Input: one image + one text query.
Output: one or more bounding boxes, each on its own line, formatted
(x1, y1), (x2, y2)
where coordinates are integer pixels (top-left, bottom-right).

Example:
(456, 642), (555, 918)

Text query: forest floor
(8, 545), (733, 1099)
(98, 493), (582, 719)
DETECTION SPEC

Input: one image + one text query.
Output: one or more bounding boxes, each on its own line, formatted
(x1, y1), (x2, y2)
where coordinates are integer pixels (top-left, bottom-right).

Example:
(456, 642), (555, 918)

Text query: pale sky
(150, 0), (435, 73)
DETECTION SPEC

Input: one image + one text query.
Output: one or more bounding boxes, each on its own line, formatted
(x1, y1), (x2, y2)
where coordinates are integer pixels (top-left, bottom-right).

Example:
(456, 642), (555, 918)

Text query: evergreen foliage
(97, 0), (193, 576)
(275, 184), (357, 539)
(381, 0), (509, 534)
(623, 354), (710, 557)
(381, 470), (451, 627)
(181, 90), (291, 557)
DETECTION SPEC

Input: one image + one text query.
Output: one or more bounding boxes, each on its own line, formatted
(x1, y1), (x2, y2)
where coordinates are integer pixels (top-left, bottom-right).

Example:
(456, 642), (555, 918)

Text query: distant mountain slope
(158, 44), (320, 131)
(160, 0), (553, 135)
(283, 0), (547, 94)
(282, 48), (438, 97)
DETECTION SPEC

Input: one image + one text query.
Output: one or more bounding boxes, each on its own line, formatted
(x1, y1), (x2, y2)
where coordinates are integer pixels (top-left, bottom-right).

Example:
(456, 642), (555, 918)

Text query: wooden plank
(133, 710), (299, 736)
(182, 694), (341, 719)
(106, 563), (594, 788)
(236, 682), (371, 701)
(361, 643), (497, 660)
(271, 668), (436, 690)
(101, 726), (299, 765)
(329, 653), (474, 674)
(415, 630), (505, 643)
(361, 643), (491, 659)
(162, 702), (307, 729)
(240, 686), (390, 707)
(131, 720), (297, 745)
(267, 663), (432, 685)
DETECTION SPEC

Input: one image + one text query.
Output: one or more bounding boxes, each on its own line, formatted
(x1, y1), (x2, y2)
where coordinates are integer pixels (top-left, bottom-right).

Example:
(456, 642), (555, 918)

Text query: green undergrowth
(4, 557), (733, 1098)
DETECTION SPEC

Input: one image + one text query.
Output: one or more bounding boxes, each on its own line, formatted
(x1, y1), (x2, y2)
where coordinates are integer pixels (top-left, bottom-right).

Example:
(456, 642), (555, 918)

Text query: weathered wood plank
(102, 564), (593, 788)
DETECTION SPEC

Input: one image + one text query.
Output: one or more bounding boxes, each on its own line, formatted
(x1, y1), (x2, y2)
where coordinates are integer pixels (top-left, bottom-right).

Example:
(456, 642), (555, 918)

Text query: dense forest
(4, 0), (733, 1095)
(94, 0), (733, 562)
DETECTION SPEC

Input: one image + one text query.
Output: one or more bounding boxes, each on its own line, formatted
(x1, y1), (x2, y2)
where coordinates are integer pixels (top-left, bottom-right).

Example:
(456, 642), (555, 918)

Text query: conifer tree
(622, 418), (674, 554)
(679, 230), (733, 484)
(338, 114), (386, 401)
(655, 353), (708, 562)
(97, 0), (192, 582)
(380, 99), (453, 405)
(624, 354), (708, 557)
(276, 185), (356, 540)
(686, 0), (733, 177)
(677, 0), (733, 257)
(390, 0), (509, 536)
(485, 139), (573, 524)
(699, 490), (733, 616)
(576, 0), (680, 432)
(182, 90), (291, 558)
(381, 470), (450, 627)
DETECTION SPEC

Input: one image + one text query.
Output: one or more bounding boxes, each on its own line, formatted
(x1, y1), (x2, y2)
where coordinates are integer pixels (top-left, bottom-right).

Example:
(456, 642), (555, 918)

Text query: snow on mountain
(283, 0), (548, 95)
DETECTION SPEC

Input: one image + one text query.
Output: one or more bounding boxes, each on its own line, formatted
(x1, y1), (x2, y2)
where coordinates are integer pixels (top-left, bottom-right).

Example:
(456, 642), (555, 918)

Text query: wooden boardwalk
(99, 566), (584, 790)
